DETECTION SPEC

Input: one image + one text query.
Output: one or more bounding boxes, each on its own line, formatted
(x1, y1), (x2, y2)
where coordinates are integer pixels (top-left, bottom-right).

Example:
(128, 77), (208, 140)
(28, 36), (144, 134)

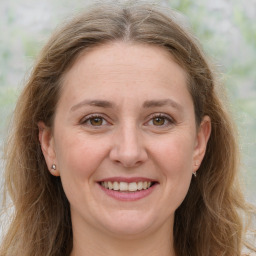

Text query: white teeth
(108, 181), (113, 190)
(113, 181), (119, 191)
(128, 182), (137, 192)
(137, 182), (143, 190)
(101, 181), (152, 191)
(119, 182), (128, 191)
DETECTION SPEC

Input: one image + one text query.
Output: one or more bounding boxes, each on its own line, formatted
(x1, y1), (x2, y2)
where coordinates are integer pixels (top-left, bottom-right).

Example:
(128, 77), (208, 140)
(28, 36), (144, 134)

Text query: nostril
(109, 137), (148, 167)
(110, 152), (146, 168)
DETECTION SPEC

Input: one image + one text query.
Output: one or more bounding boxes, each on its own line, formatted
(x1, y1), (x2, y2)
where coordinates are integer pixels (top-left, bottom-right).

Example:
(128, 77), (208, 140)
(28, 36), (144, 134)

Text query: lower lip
(98, 183), (157, 201)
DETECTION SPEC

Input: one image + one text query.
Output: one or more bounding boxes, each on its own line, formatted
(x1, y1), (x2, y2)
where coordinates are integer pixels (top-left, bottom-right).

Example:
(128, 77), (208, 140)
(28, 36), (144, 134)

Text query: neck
(70, 218), (176, 256)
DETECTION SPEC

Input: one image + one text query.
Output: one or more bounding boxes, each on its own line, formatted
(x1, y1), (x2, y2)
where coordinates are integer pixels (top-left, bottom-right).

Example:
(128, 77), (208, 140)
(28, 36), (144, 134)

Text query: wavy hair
(1, 2), (255, 255)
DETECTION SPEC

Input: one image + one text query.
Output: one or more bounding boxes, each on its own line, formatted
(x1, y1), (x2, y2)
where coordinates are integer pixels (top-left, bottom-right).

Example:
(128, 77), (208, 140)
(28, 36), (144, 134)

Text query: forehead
(62, 42), (188, 82)
(58, 42), (191, 110)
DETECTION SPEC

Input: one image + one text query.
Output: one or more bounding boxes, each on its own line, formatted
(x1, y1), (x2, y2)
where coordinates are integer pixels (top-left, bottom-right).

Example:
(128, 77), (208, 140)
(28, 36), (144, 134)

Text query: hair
(1, 1), (255, 256)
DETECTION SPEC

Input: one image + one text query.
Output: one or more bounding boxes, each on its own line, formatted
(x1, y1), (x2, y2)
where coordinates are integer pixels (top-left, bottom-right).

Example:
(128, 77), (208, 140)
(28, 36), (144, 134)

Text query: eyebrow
(70, 98), (182, 112)
(143, 99), (182, 111)
(71, 100), (114, 111)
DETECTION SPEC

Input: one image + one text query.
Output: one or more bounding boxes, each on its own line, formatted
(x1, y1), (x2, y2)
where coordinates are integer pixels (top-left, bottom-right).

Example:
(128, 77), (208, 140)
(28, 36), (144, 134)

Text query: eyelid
(80, 112), (175, 128)
(144, 113), (175, 127)
(80, 113), (111, 127)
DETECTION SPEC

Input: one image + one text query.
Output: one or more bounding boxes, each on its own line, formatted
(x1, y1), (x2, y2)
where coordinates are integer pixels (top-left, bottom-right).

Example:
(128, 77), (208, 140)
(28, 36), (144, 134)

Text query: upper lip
(97, 177), (158, 183)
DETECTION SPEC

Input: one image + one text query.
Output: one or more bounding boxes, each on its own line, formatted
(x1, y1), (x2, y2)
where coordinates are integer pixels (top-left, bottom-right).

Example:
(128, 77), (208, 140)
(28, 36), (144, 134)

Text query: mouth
(97, 177), (158, 201)
(99, 181), (156, 192)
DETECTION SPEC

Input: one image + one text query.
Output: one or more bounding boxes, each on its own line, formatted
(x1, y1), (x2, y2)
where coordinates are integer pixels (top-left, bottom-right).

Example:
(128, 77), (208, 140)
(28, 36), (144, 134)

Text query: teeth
(128, 182), (137, 192)
(108, 181), (113, 190)
(119, 182), (128, 191)
(137, 182), (143, 190)
(113, 181), (119, 191)
(101, 181), (152, 191)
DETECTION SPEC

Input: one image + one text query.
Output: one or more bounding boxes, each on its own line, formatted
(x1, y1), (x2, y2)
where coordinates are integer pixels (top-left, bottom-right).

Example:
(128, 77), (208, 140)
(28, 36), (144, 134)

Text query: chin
(97, 210), (162, 237)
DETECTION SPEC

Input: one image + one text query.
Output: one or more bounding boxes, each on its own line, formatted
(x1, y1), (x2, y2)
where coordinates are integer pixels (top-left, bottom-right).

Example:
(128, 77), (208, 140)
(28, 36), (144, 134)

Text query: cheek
(160, 143), (193, 193)
(55, 134), (109, 207)
(154, 133), (195, 175)
(151, 134), (194, 208)
(55, 133), (108, 180)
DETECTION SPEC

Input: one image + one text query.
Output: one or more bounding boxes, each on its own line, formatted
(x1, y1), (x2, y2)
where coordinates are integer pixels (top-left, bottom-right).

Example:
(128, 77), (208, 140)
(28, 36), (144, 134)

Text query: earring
(51, 164), (56, 170)
(193, 171), (197, 177)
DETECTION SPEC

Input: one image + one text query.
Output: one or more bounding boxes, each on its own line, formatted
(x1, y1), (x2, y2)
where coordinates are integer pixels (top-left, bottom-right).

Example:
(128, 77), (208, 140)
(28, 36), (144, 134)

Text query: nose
(109, 124), (148, 168)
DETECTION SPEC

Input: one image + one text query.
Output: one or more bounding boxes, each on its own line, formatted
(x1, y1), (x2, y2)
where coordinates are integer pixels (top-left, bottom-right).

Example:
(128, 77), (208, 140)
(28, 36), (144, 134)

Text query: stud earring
(193, 171), (197, 177)
(51, 164), (56, 170)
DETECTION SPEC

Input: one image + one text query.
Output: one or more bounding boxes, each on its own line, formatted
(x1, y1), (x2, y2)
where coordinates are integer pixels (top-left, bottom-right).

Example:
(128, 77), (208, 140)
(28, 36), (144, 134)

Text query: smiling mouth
(99, 181), (156, 192)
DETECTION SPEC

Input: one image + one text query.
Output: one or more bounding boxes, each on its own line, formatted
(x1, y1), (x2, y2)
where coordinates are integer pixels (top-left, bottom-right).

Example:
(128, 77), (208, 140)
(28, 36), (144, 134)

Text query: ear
(193, 116), (211, 172)
(38, 121), (60, 176)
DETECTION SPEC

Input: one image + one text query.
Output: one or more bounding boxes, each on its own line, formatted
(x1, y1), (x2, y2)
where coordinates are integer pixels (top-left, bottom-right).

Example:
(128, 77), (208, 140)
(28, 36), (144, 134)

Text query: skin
(39, 42), (211, 256)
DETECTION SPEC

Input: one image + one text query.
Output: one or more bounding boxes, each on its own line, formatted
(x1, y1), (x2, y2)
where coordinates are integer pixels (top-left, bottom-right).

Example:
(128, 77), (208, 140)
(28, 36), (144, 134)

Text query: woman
(1, 2), (255, 256)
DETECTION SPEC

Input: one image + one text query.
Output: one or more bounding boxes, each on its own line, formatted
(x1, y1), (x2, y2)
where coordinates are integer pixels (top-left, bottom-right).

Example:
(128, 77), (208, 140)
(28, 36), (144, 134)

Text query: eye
(89, 117), (104, 126)
(146, 113), (174, 127)
(152, 116), (166, 126)
(81, 114), (108, 127)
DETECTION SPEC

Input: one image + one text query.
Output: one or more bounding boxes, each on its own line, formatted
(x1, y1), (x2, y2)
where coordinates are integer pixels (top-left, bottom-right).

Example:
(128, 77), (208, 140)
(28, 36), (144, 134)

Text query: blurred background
(0, 0), (255, 206)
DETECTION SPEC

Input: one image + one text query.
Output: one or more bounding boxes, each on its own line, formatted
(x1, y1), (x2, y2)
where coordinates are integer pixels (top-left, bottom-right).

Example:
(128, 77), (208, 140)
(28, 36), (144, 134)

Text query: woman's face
(40, 42), (210, 238)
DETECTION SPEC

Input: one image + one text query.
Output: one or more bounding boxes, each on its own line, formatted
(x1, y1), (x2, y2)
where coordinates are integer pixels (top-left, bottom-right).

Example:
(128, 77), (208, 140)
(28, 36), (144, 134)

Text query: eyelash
(145, 113), (175, 128)
(80, 113), (175, 128)
(81, 114), (110, 127)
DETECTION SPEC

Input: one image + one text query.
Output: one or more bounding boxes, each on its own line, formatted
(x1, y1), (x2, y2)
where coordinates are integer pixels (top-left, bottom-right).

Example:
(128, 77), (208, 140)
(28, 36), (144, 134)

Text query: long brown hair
(1, 2), (255, 255)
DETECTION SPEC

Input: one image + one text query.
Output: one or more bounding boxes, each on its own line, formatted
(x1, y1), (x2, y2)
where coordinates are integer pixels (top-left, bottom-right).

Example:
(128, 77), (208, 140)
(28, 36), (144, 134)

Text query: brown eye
(89, 117), (103, 126)
(152, 117), (165, 126)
